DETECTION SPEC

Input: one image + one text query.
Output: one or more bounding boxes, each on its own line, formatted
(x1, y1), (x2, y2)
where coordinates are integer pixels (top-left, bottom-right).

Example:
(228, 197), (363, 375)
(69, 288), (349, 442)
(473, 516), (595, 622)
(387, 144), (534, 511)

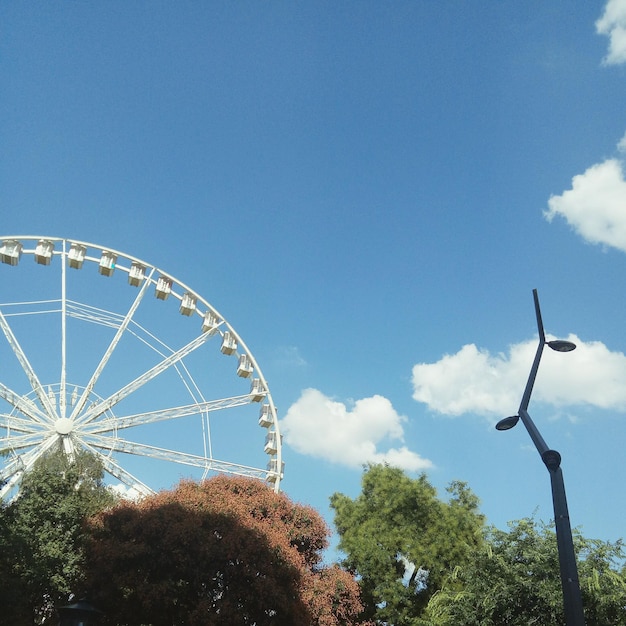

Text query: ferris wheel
(0, 236), (283, 498)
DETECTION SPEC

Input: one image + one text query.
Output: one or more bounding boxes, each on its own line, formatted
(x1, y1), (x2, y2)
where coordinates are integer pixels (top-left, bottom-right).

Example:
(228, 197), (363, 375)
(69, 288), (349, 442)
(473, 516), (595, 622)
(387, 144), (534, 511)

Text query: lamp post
(495, 289), (585, 626)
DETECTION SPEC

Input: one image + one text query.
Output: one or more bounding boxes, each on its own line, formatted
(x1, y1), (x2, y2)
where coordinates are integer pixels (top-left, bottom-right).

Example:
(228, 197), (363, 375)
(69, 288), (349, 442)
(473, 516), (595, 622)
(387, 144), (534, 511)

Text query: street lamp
(57, 598), (102, 626)
(495, 289), (585, 626)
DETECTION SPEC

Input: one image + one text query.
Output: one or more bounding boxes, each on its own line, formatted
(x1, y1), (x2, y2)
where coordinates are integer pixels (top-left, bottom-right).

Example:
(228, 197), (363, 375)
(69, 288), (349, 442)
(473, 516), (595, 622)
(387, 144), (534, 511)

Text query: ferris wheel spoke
(0, 309), (56, 418)
(60, 243), (67, 418)
(77, 438), (154, 497)
(1, 430), (54, 451)
(66, 301), (125, 328)
(0, 414), (42, 433)
(82, 394), (253, 435)
(75, 331), (214, 426)
(61, 435), (76, 458)
(0, 434), (59, 489)
(84, 433), (267, 479)
(0, 466), (29, 498)
(0, 381), (51, 425)
(70, 269), (156, 421)
(86, 433), (212, 468)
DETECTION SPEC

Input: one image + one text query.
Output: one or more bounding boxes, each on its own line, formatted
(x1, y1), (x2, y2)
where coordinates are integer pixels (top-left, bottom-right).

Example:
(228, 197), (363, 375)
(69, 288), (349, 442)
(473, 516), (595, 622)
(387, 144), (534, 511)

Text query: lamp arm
(519, 339), (545, 415)
(518, 289), (547, 414)
(516, 289), (550, 456)
(518, 338), (550, 456)
(533, 288), (546, 343)
(519, 408), (549, 457)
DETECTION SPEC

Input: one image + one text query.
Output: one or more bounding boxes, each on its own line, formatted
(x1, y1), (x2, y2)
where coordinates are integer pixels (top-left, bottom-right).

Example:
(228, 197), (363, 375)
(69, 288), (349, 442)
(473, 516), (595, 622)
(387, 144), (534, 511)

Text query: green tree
(82, 475), (367, 626)
(330, 464), (485, 625)
(425, 517), (626, 626)
(0, 448), (117, 624)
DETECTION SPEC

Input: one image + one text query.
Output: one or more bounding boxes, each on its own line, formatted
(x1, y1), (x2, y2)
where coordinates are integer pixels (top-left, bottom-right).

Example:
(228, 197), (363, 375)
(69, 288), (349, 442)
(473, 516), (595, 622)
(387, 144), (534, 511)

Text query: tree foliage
(0, 448), (117, 624)
(330, 464), (485, 625)
(82, 475), (367, 626)
(425, 517), (626, 626)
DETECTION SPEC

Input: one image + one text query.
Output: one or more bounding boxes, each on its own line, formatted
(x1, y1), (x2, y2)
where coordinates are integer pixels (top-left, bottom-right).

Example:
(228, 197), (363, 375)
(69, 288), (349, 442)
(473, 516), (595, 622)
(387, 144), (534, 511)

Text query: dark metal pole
(542, 450), (586, 626)
(507, 290), (586, 626)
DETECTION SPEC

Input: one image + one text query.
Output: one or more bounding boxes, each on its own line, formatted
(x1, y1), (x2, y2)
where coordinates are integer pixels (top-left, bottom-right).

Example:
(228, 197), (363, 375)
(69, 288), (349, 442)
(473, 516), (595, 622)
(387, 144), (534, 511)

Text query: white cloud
(280, 388), (432, 471)
(412, 335), (626, 417)
(597, 0), (626, 65)
(545, 157), (626, 252)
(274, 345), (307, 367)
(618, 132), (626, 153)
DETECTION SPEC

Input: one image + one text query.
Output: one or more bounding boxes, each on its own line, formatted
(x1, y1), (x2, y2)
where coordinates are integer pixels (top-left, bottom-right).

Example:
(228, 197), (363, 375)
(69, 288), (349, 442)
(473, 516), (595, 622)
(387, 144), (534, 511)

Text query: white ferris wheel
(0, 236), (283, 498)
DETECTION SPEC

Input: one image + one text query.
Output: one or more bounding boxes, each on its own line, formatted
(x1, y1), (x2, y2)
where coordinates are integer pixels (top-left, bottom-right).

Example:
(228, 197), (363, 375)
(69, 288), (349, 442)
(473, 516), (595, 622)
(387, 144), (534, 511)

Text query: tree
(425, 517), (626, 626)
(0, 447), (117, 624)
(82, 475), (367, 626)
(330, 464), (485, 625)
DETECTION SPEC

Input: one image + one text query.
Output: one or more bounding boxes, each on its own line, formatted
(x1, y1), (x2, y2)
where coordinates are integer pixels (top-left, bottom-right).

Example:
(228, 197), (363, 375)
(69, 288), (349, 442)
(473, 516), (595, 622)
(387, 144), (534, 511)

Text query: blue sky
(2, 2), (626, 551)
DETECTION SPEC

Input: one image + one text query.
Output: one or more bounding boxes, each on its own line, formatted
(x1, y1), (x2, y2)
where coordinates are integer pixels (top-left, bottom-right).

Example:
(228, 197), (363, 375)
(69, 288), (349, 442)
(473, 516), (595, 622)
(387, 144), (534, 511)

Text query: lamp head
(547, 339), (576, 353)
(495, 415), (520, 431)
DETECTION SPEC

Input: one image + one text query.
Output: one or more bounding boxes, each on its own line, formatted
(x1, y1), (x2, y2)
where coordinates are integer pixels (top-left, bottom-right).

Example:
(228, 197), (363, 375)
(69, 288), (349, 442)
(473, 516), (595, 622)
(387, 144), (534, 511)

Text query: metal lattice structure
(0, 237), (283, 497)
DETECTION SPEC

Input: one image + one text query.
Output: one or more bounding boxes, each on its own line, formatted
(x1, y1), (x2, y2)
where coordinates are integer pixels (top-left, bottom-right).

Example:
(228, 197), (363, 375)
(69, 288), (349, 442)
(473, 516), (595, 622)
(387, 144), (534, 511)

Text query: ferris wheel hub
(54, 417), (74, 435)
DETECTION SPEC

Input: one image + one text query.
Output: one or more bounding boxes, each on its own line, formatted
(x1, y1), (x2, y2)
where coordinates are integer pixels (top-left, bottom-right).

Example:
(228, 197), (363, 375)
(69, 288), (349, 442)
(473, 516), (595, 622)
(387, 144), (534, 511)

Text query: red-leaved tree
(82, 475), (366, 625)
